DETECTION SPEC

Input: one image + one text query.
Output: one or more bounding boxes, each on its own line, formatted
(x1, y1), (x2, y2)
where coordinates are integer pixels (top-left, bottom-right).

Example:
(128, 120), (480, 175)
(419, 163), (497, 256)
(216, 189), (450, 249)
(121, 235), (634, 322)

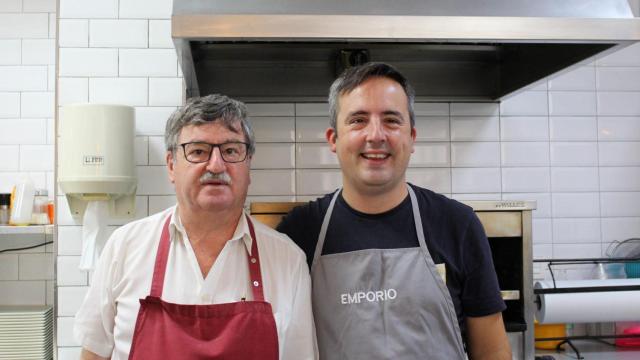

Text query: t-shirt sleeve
(73, 230), (122, 357)
(276, 209), (299, 242)
(276, 204), (319, 268)
(460, 212), (506, 317)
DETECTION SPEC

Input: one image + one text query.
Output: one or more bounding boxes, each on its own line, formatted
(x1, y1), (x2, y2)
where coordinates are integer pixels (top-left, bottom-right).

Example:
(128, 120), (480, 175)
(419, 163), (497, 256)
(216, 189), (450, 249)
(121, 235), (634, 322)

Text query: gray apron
(311, 186), (467, 360)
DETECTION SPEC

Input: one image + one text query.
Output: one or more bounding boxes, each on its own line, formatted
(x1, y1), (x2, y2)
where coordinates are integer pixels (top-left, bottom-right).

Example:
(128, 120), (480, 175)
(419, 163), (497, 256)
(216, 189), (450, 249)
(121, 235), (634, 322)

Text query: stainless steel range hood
(172, 0), (640, 102)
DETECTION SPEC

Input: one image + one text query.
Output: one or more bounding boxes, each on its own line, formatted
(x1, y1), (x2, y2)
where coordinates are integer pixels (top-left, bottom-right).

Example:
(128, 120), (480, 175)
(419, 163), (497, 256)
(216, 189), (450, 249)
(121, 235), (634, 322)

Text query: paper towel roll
(79, 201), (109, 271)
(535, 279), (640, 324)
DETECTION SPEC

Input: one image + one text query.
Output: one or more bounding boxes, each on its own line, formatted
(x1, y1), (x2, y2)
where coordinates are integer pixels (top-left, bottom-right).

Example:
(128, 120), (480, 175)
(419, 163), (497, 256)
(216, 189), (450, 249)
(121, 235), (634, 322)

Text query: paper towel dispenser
(58, 104), (137, 218)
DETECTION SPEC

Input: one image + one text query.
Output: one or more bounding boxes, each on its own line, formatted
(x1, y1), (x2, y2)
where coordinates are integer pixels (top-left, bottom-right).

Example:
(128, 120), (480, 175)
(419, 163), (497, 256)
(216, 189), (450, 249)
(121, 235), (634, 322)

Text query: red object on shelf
(47, 202), (54, 224)
(616, 325), (640, 347)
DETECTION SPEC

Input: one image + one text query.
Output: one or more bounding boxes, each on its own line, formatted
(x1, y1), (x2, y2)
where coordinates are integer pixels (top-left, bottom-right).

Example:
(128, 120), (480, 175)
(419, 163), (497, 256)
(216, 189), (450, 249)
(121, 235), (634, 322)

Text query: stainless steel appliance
(171, 0), (640, 102)
(468, 201), (536, 360)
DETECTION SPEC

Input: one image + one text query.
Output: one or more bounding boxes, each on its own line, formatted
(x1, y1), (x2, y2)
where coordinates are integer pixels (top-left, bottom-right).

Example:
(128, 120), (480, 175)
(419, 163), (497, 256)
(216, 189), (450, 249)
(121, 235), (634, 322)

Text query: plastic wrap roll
(535, 279), (640, 324)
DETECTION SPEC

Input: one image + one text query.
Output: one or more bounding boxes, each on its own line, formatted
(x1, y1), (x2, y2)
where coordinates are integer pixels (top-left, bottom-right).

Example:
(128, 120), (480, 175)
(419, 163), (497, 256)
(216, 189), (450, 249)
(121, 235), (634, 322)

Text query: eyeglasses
(180, 141), (249, 163)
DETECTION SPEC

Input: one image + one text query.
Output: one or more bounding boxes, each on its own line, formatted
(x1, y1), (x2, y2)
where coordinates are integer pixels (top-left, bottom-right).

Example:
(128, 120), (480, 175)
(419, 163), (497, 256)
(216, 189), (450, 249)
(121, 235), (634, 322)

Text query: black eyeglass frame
(179, 141), (250, 164)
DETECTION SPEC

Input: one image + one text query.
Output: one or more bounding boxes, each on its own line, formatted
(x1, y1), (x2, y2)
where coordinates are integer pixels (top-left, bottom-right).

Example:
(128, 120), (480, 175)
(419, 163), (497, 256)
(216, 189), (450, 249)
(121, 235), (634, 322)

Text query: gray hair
(328, 62), (416, 133)
(164, 94), (255, 157)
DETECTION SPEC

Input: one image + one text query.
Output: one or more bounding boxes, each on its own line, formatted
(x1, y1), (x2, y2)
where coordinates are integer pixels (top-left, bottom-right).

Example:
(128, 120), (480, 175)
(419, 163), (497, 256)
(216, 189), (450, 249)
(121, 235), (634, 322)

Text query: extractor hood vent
(172, 0), (640, 102)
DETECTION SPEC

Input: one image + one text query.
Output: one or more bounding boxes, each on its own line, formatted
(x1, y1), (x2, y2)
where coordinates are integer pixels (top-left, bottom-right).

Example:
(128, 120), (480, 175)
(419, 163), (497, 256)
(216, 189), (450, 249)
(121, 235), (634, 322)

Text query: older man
(75, 94), (317, 360)
(277, 63), (510, 360)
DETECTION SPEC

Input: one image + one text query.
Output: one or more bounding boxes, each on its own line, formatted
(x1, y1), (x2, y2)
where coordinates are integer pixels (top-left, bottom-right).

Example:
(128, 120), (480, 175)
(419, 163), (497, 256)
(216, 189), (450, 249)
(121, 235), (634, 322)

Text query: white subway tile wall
(147, 136), (166, 165)
(0, 93), (20, 118)
(89, 77), (148, 106)
(252, 143), (295, 169)
(148, 20), (172, 48)
(500, 90), (548, 116)
(550, 116), (598, 141)
(501, 167), (551, 193)
(0, 41), (20, 62)
(57, 286), (89, 316)
(0, 13), (49, 38)
(295, 143), (338, 168)
(550, 142), (599, 166)
(5, 0), (638, 355)
(134, 136), (149, 165)
(450, 116), (499, 141)
(597, 67), (640, 91)
(0, 65), (48, 91)
(552, 218), (602, 243)
(451, 142), (500, 167)
(148, 77), (183, 106)
(58, 77), (88, 105)
(548, 66), (596, 91)
(501, 116), (549, 141)
(0, 254), (19, 280)
(59, 48), (118, 77)
(598, 116), (640, 140)
(249, 170), (296, 196)
(599, 167), (640, 191)
(451, 167), (502, 193)
(58, 19), (88, 47)
(0, 0), (55, 313)
(409, 142), (451, 167)
(0, 1), (22, 12)
(135, 106), (177, 135)
(21, 38), (55, 65)
(551, 167), (600, 192)
(89, 19), (148, 48)
(119, 49), (177, 77)
(549, 91), (597, 116)
(413, 117), (450, 141)
(597, 92), (640, 115)
(501, 142), (550, 166)
(532, 218), (552, 244)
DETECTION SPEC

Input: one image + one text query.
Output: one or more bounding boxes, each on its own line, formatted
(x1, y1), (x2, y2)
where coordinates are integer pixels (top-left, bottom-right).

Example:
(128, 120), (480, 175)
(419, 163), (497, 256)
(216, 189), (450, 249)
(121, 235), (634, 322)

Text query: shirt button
(250, 258), (257, 264)
(253, 281), (260, 287)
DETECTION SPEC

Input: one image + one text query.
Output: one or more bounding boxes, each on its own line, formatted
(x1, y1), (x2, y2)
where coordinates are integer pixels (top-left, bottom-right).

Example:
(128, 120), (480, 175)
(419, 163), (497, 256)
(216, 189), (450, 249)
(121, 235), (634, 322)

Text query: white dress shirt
(74, 206), (317, 360)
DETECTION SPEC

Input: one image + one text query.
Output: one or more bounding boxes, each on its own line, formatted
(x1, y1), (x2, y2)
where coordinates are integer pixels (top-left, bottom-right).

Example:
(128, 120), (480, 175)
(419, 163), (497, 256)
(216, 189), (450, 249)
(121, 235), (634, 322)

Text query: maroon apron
(128, 215), (279, 359)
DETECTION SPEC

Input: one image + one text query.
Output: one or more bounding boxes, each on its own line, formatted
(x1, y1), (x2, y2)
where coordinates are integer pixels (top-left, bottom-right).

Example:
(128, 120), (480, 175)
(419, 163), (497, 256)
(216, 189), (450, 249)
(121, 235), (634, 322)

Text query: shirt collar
(169, 205), (254, 256)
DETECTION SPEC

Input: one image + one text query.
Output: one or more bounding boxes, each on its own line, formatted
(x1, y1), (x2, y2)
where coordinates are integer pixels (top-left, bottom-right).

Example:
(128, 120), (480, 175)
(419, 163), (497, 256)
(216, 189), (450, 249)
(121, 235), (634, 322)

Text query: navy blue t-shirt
(276, 183), (506, 338)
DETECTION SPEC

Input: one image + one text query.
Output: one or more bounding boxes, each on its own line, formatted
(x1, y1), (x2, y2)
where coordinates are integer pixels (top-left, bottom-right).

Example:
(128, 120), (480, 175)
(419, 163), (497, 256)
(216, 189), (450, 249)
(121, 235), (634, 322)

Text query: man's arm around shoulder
(466, 312), (512, 360)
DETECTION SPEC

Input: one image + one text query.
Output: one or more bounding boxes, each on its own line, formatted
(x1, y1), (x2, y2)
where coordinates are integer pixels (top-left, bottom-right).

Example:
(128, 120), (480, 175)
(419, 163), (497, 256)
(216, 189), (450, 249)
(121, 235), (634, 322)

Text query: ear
(410, 126), (417, 153)
(326, 127), (337, 153)
(166, 151), (176, 184)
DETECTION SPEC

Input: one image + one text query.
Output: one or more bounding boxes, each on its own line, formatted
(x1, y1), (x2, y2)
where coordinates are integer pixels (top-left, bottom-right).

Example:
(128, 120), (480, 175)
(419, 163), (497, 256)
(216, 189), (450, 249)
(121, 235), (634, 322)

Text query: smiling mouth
(361, 153), (390, 160)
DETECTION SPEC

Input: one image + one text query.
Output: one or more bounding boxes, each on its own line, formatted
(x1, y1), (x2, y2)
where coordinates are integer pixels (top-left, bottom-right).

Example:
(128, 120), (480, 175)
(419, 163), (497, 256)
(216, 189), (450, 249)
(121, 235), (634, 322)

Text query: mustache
(199, 171), (232, 185)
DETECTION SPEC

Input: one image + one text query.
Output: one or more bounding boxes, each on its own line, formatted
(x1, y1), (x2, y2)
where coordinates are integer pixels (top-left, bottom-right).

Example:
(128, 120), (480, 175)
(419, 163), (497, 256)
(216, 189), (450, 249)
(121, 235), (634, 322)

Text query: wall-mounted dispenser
(58, 104), (137, 219)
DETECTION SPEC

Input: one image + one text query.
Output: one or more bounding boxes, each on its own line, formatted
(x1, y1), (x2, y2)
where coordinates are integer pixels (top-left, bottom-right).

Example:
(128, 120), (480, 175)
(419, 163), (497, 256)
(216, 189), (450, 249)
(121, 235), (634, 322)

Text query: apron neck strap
(407, 185), (429, 251)
(246, 215), (266, 302)
(312, 189), (341, 268)
(150, 215), (173, 298)
(311, 185), (431, 269)
(150, 214), (266, 302)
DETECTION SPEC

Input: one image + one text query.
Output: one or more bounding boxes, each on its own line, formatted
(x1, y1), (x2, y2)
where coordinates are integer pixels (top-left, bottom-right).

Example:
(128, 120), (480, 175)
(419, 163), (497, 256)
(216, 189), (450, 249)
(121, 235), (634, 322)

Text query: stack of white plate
(0, 306), (53, 360)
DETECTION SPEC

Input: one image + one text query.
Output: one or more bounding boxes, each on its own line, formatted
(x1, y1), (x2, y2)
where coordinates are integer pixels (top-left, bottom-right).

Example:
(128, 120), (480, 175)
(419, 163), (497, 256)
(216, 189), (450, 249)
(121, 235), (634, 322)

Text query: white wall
(36, 0), (640, 357)
(0, 0), (56, 307)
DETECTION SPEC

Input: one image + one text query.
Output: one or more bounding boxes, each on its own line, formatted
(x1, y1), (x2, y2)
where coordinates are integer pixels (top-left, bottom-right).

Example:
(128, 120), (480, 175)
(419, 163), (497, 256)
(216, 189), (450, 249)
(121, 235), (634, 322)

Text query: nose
(365, 118), (385, 144)
(205, 146), (227, 172)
